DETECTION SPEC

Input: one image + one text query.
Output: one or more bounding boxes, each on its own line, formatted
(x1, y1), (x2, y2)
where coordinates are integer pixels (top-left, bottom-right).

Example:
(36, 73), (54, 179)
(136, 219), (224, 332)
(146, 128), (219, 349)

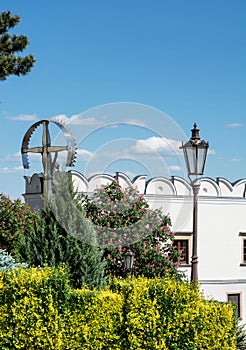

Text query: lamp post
(180, 123), (209, 284)
(123, 247), (135, 275)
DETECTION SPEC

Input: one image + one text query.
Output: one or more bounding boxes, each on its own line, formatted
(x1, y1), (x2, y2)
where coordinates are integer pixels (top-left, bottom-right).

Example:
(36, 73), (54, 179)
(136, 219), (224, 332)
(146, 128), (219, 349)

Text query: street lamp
(180, 123), (209, 284)
(123, 247), (135, 274)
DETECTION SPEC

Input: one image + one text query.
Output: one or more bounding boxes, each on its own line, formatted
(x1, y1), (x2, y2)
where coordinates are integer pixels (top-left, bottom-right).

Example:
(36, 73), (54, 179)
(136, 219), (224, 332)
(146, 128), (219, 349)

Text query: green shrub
(236, 322), (246, 350)
(0, 266), (69, 349)
(0, 267), (237, 349)
(0, 193), (38, 255)
(110, 277), (236, 350)
(198, 300), (236, 349)
(63, 288), (123, 349)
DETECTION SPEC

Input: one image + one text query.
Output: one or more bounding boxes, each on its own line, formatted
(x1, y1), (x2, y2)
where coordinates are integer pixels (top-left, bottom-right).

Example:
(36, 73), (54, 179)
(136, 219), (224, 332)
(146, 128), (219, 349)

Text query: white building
(24, 170), (246, 321)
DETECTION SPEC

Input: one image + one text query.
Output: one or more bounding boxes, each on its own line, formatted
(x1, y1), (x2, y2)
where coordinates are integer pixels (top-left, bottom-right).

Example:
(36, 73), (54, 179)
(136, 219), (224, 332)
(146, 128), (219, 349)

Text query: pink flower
(107, 254), (111, 259)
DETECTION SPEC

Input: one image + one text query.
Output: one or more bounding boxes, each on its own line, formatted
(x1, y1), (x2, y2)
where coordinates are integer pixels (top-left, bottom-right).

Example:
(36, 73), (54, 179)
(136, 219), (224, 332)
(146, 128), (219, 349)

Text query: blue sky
(0, 0), (245, 199)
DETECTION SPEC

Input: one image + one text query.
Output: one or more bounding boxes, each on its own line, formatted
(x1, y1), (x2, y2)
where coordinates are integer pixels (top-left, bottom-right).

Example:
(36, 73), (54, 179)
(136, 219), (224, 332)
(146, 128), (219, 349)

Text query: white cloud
(50, 114), (68, 123)
(0, 152), (21, 162)
(71, 116), (103, 126)
(51, 114), (103, 127)
(130, 136), (182, 155)
(125, 119), (146, 126)
(230, 158), (241, 162)
(76, 149), (93, 161)
(208, 149), (216, 155)
(0, 166), (23, 174)
(225, 123), (243, 128)
(168, 165), (182, 172)
(7, 114), (38, 121)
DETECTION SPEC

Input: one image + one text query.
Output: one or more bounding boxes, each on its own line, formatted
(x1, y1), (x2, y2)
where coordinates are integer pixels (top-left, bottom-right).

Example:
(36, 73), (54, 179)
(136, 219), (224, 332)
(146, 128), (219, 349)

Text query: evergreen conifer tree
(17, 172), (106, 289)
(0, 11), (35, 80)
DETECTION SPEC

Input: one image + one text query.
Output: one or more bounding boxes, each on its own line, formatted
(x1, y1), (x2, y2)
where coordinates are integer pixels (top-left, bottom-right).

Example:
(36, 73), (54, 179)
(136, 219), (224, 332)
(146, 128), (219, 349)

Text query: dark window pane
(228, 294), (240, 319)
(174, 239), (189, 264)
(243, 240), (246, 263)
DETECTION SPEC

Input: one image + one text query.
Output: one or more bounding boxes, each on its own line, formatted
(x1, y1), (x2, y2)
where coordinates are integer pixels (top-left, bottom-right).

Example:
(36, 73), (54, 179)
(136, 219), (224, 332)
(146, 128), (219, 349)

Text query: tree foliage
(0, 193), (38, 255)
(16, 172), (106, 289)
(0, 10), (35, 80)
(79, 181), (182, 279)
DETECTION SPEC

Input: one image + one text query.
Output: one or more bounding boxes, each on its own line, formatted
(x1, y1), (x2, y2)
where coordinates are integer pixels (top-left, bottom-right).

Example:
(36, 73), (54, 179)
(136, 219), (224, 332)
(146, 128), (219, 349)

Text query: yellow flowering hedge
(0, 266), (68, 349)
(0, 267), (236, 349)
(62, 289), (123, 349)
(110, 277), (236, 349)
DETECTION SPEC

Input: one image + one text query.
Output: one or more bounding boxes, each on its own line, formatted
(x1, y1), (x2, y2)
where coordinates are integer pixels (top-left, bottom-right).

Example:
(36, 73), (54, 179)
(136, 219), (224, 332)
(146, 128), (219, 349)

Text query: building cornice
(69, 170), (246, 198)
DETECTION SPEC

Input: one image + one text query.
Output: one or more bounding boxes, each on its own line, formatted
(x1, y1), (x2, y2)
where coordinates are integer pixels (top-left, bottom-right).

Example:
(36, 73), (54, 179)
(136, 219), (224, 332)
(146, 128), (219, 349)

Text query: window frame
(239, 232), (246, 266)
(174, 232), (192, 266)
(227, 292), (242, 320)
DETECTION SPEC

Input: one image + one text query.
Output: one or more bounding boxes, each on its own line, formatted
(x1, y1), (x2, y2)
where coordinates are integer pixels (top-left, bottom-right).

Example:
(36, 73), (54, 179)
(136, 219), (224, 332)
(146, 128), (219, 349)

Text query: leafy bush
(63, 289), (123, 349)
(237, 322), (246, 350)
(0, 249), (27, 271)
(0, 193), (38, 255)
(0, 266), (69, 349)
(110, 277), (236, 350)
(79, 181), (182, 279)
(0, 267), (236, 349)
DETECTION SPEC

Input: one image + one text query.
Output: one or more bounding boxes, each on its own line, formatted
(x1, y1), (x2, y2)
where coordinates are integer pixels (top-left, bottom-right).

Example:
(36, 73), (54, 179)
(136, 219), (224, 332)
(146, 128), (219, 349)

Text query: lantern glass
(181, 123), (209, 177)
(197, 146), (208, 174)
(183, 145), (196, 175)
(183, 144), (208, 176)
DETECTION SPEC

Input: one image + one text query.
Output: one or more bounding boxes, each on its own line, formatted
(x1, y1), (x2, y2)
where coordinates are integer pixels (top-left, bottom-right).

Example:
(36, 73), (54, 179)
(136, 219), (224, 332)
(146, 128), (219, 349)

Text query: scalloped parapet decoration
(171, 176), (192, 196)
(23, 171), (246, 211)
(216, 178), (246, 197)
(68, 170), (246, 198)
(145, 177), (176, 196)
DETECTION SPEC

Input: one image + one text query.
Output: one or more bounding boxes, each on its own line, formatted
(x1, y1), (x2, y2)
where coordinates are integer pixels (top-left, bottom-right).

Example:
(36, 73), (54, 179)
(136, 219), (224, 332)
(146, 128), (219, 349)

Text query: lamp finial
(191, 122), (200, 140)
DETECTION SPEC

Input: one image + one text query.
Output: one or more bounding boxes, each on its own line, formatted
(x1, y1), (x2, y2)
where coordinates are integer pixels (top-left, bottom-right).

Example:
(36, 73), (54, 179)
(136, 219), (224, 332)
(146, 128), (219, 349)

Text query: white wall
(24, 170), (246, 321)
(69, 170), (246, 321)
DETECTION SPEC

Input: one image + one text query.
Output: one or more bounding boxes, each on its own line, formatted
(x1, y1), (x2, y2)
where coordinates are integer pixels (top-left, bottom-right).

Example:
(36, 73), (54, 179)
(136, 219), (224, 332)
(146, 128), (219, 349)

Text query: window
(239, 232), (246, 266)
(174, 239), (189, 265)
(227, 293), (242, 319)
(243, 239), (246, 263)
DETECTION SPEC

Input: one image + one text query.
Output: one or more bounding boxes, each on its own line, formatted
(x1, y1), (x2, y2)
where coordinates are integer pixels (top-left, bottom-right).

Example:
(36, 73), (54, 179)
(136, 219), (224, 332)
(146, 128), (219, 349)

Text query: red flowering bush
(79, 181), (182, 279)
(0, 193), (37, 255)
